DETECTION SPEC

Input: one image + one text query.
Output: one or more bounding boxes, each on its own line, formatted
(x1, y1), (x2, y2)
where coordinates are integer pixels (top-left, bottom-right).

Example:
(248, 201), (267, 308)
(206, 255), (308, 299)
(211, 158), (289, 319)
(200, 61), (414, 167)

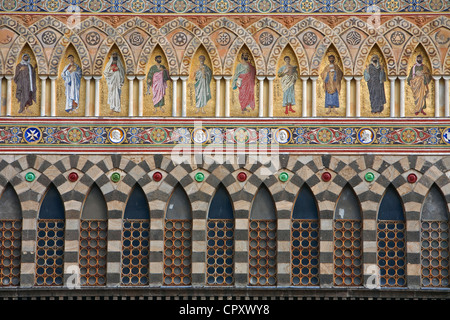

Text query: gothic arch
(0, 17), (48, 75)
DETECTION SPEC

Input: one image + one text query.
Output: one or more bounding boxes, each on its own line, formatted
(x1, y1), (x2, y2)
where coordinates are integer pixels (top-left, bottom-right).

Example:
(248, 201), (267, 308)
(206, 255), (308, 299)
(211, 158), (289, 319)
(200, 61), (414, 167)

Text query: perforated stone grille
(163, 220), (192, 286)
(206, 219), (234, 286)
(0, 220), (21, 287)
(291, 220), (319, 286)
(35, 220), (64, 286)
(333, 220), (362, 286)
(121, 220), (150, 286)
(421, 221), (449, 287)
(79, 220), (107, 286)
(377, 221), (406, 287)
(249, 220), (277, 286)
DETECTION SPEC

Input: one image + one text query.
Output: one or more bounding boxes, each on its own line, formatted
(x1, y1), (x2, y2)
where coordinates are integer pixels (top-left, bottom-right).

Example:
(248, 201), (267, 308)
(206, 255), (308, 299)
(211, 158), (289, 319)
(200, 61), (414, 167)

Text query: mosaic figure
(320, 55), (343, 115)
(61, 55), (82, 113)
(407, 55), (431, 116)
(277, 56), (298, 115)
(147, 55), (170, 113)
(14, 53), (37, 114)
(104, 52), (125, 113)
(194, 55), (212, 114)
(232, 52), (256, 113)
(364, 55), (386, 114)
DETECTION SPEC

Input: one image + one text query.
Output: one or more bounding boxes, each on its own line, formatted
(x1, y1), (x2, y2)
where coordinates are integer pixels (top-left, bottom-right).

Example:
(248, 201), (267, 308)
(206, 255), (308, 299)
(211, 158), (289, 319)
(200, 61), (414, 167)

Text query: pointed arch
(0, 182), (22, 287)
(124, 184), (150, 220)
(335, 184), (361, 220)
(378, 184), (405, 221)
(292, 184), (319, 220)
(251, 184), (276, 220)
(81, 183), (107, 220)
(422, 183), (448, 221)
(166, 183), (192, 220)
(208, 183), (234, 220)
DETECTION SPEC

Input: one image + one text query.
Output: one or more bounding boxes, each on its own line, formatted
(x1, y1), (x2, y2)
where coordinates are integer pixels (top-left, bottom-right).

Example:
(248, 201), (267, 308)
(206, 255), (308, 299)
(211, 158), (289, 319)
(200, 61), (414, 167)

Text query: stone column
(444, 76), (450, 117)
(301, 76), (309, 117)
(267, 76), (275, 117)
(388, 76), (397, 117)
(5, 75), (13, 116)
(398, 75), (407, 118)
(84, 76), (92, 117)
(93, 76), (102, 117)
(180, 75), (188, 117)
(433, 76), (441, 117)
(257, 76), (265, 117)
(39, 75), (47, 117)
(136, 75), (145, 117)
(354, 76), (362, 118)
(171, 75), (179, 117)
(224, 76), (232, 117)
(214, 76), (222, 117)
(310, 76), (318, 117)
(49, 75), (57, 117)
(344, 76), (353, 117)
(127, 76), (135, 117)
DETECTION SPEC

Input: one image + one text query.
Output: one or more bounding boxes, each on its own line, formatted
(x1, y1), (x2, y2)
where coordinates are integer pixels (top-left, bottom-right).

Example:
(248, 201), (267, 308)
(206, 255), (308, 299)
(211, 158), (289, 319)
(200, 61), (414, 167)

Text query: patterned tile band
(0, 118), (450, 153)
(0, 0), (449, 15)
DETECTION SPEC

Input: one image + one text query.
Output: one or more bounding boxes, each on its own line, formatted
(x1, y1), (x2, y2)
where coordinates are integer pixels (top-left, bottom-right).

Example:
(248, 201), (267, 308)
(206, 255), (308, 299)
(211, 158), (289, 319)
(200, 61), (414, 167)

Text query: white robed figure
(104, 52), (125, 112)
(194, 55), (212, 114)
(61, 55), (82, 113)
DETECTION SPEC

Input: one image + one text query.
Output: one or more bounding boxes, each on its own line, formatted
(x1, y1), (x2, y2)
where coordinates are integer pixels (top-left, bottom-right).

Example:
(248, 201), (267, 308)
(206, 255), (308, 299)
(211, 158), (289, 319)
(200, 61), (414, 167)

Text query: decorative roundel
(129, 31), (144, 46)
(346, 31), (362, 46)
(192, 128), (208, 144)
(68, 172), (79, 182)
(407, 173), (417, 183)
(321, 172), (332, 182)
(302, 31), (318, 46)
(85, 31), (101, 46)
(25, 172), (35, 182)
(195, 172), (205, 182)
(365, 172), (375, 182)
(442, 128), (450, 144)
(275, 128), (290, 144)
(24, 127), (42, 143)
(152, 171), (162, 182)
(279, 172), (289, 182)
(259, 31), (274, 46)
(41, 30), (57, 45)
(108, 127), (125, 144)
(215, 0), (230, 13)
(217, 32), (231, 46)
(390, 30), (406, 46)
(110, 172), (121, 183)
(357, 128), (375, 144)
(172, 32), (188, 47)
(237, 172), (247, 182)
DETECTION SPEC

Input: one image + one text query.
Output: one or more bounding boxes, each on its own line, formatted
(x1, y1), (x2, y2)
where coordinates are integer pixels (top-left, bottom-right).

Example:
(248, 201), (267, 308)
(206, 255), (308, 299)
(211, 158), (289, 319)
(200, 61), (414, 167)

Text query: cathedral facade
(0, 0), (449, 301)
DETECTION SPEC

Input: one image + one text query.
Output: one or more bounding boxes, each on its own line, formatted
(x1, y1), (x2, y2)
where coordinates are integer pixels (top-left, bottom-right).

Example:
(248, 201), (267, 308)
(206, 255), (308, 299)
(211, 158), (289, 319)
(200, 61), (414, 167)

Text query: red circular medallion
(68, 172), (78, 182)
(321, 172), (332, 182)
(407, 173), (417, 183)
(237, 172), (247, 182)
(152, 172), (163, 182)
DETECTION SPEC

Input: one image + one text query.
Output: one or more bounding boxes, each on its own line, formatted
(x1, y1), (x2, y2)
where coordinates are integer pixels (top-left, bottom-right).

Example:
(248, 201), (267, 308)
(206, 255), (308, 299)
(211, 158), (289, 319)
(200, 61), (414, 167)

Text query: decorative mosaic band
(0, 118), (450, 153)
(0, 0), (449, 15)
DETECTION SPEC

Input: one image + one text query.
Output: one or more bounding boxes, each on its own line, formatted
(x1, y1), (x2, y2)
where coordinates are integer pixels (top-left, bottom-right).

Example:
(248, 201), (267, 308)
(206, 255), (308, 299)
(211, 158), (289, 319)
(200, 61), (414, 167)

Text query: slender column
(137, 75), (145, 117)
(433, 76), (441, 117)
(224, 76), (232, 117)
(344, 76), (352, 117)
(49, 75), (57, 117)
(267, 76), (275, 117)
(444, 76), (450, 117)
(257, 76), (265, 117)
(171, 75), (179, 117)
(93, 76), (102, 117)
(0, 76), (2, 112)
(180, 75), (188, 117)
(388, 76), (397, 117)
(310, 76), (318, 117)
(214, 76), (222, 117)
(127, 76), (135, 117)
(398, 75), (407, 117)
(5, 75), (13, 116)
(39, 75), (47, 117)
(301, 76), (308, 117)
(354, 76), (362, 118)
(84, 76), (92, 116)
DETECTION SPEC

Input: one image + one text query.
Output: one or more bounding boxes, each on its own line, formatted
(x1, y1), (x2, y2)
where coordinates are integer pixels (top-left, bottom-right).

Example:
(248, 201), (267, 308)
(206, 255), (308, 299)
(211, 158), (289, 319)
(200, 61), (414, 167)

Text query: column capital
(179, 75), (189, 81)
(354, 76), (363, 81)
(266, 75), (276, 81)
(171, 75), (180, 81)
(223, 75), (233, 81)
(432, 75), (442, 81)
(39, 75), (48, 80)
(344, 76), (353, 81)
(442, 75), (450, 81)
(309, 75), (319, 81)
(397, 75), (407, 80)
(136, 75), (146, 81)
(49, 75), (58, 81)
(256, 75), (266, 81)
(4, 74), (14, 80)
(300, 76), (309, 81)
(127, 75), (136, 81)
(213, 75), (223, 81)
(388, 76), (397, 81)
(83, 75), (92, 81)
(93, 75), (102, 80)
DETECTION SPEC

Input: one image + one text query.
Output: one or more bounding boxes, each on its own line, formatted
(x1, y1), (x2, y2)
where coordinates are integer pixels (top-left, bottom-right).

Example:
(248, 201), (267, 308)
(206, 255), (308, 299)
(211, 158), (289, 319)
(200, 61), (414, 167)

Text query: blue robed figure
(61, 55), (82, 113)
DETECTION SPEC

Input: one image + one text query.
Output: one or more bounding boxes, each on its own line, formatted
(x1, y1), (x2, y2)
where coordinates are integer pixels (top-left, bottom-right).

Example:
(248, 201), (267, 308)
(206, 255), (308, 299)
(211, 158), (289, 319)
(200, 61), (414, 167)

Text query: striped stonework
(0, 154), (448, 291)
